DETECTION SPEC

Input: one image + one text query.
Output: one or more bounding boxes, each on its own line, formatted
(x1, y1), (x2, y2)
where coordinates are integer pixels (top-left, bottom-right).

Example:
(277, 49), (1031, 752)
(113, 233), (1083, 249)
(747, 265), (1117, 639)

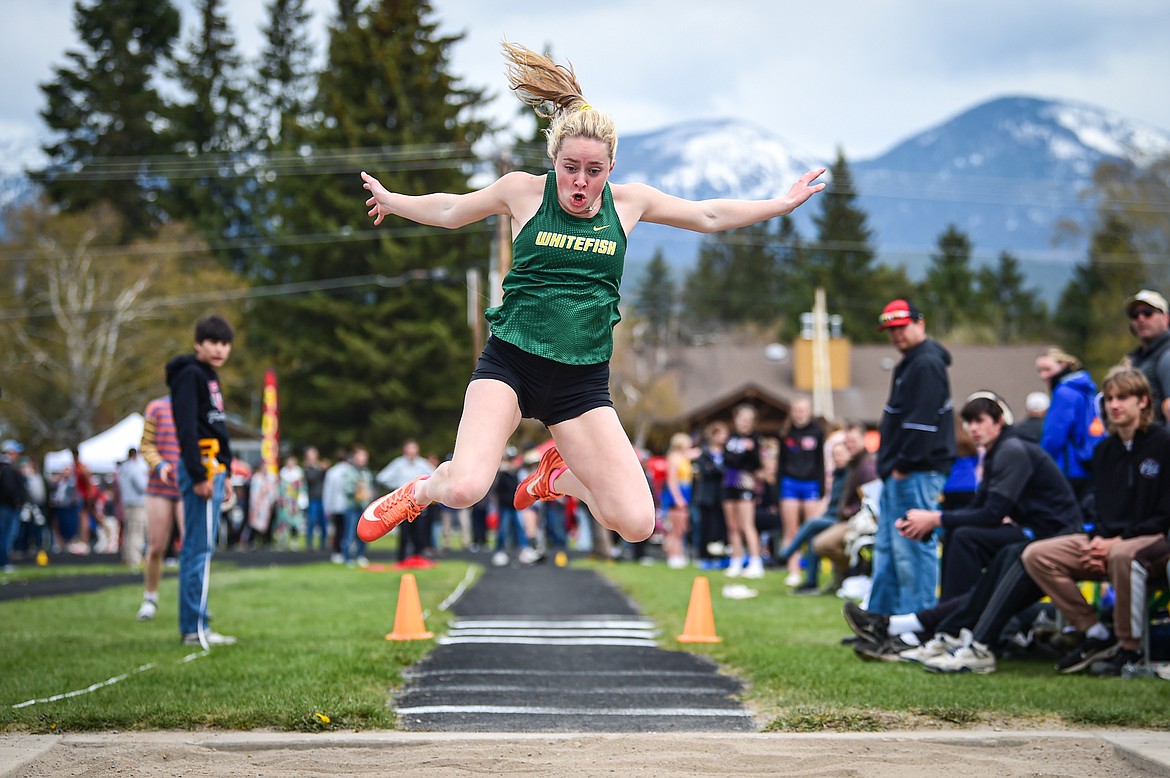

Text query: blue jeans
(341, 508), (366, 562)
(306, 499), (327, 550)
(868, 471), (947, 615)
(777, 515), (836, 585)
(494, 506), (528, 551)
(543, 501), (567, 550)
(0, 505), (19, 567)
(178, 463), (226, 637)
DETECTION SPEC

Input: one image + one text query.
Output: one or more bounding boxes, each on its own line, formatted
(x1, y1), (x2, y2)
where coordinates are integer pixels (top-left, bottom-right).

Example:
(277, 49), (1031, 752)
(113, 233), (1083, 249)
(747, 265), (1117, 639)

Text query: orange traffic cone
(677, 576), (722, 643)
(385, 573), (434, 641)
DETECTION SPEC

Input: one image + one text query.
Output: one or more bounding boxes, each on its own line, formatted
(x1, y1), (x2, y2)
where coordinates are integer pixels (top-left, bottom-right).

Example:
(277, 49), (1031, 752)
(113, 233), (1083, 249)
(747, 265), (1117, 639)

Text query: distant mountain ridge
(4, 96), (1168, 302)
(609, 96), (1170, 302)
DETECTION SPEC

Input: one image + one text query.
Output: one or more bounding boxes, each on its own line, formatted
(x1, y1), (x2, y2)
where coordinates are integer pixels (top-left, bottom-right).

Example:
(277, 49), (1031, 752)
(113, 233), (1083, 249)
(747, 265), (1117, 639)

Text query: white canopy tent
(44, 413), (145, 475)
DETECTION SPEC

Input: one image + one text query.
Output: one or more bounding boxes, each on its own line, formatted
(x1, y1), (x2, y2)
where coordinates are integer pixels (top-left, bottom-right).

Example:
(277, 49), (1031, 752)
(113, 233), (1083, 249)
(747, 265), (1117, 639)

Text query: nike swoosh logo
(593, 224), (609, 232)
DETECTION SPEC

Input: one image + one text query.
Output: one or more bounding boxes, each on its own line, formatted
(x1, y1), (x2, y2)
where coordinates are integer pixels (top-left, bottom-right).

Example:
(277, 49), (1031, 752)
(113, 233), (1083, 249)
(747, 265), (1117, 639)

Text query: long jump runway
(394, 563), (754, 733)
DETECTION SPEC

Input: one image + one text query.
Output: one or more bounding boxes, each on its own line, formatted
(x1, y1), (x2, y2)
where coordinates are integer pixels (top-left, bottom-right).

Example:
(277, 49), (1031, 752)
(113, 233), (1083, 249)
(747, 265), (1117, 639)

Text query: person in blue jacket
(1034, 347), (1100, 501)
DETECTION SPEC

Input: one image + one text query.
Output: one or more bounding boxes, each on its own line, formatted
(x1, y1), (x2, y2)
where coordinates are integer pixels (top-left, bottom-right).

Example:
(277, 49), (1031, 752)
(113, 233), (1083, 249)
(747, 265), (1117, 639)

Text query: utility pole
(811, 287), (834, 421)
(493, 149), (513, 304)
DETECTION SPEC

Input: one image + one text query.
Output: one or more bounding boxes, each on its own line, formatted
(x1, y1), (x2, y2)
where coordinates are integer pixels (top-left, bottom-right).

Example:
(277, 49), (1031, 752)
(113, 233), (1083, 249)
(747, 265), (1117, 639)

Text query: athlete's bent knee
(439, 473), (492, 510)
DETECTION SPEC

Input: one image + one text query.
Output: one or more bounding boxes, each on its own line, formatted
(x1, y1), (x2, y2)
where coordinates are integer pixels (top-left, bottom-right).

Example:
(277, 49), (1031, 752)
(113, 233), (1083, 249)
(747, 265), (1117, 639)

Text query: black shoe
(1056, 634), (1118, 674)
(854, 635), (916, 662)
(843, 601), (889, 645)
(1089, 648), (1143, 676)
(791, 583), (821, 596)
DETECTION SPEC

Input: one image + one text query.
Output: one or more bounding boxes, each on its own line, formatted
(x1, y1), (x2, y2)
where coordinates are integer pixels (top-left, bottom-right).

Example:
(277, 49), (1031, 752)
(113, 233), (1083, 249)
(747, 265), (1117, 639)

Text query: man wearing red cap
(869, 299), (956, 616)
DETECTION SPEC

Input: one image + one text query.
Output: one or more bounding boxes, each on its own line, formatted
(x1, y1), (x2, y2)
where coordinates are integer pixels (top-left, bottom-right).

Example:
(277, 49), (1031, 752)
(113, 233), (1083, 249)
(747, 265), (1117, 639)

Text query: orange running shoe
(358, 476), (429, 542)
(514, 446), (567, 510)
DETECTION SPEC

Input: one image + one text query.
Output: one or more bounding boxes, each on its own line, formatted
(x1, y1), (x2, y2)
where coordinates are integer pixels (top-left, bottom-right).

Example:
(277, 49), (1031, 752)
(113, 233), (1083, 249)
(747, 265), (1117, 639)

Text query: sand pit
(3, 730), (1167, 777)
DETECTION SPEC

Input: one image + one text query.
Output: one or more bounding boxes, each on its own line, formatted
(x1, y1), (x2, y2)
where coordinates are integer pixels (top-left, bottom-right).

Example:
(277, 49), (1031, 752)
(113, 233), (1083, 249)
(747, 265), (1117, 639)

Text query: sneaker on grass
(182, 630), (237, 647)
(843, 600), (889, 645)
(854, 635), (916, 662)
(136, 599), (157, 622)
(900, 632), (962, 665)
(1090, 648), (1143, 677)
(923, 630), (997, 674)
(1056, 634), (1118, 674)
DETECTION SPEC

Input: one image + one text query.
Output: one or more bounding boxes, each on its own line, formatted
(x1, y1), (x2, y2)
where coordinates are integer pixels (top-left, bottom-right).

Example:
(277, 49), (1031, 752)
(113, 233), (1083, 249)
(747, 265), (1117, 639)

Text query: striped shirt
(141, 396), (181, 500)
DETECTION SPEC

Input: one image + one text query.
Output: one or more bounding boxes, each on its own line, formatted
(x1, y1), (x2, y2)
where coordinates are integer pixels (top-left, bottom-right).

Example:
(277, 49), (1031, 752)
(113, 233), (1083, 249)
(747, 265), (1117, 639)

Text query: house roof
(667, 340), (1049, 427)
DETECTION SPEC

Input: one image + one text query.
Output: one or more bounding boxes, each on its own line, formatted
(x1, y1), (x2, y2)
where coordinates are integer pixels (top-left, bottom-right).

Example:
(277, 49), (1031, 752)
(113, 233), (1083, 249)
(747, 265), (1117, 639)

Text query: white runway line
(438, 636), (659, 647)
(396, 704), (751, 718)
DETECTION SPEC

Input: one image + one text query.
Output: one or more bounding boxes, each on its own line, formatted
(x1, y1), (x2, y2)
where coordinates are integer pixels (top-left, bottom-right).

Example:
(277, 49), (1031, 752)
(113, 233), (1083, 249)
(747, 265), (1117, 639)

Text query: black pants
(697, 503), (727, 560)
(939, 523), (1027, 601)
(397, 505), (433, 560)
(932, 540), (1045, 645)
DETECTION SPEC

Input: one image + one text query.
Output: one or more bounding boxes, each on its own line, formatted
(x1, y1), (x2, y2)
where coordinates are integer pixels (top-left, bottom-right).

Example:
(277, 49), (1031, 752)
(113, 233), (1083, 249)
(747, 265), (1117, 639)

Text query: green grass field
(1, 557), (1167, 733)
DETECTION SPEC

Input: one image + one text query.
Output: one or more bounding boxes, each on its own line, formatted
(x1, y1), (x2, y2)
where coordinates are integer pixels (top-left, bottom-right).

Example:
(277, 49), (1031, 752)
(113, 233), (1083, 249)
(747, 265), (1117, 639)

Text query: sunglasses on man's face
(1128, 307), (1162, 320)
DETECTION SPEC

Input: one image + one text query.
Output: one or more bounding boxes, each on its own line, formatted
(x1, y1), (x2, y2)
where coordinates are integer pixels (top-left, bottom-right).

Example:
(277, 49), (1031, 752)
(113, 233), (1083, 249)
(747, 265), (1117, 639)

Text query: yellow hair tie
(579, 103), (593, 112)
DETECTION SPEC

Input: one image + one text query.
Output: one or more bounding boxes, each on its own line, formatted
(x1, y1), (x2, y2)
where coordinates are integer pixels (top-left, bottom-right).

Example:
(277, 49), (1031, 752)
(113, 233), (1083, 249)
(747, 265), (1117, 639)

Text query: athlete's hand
(783, 168), (827, 212)
(193, 480), (213, 499)
(361, 171), (394, 225)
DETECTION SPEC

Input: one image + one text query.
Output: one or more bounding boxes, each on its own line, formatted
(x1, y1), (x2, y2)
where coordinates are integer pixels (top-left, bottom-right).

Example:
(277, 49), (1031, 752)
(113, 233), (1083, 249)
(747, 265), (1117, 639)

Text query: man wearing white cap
(1125, 289), (1170, 424)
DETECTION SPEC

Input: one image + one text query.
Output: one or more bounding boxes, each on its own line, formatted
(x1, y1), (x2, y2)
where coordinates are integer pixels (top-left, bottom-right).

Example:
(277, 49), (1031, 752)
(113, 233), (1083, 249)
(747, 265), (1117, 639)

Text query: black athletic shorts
(471, 336), (614, 426)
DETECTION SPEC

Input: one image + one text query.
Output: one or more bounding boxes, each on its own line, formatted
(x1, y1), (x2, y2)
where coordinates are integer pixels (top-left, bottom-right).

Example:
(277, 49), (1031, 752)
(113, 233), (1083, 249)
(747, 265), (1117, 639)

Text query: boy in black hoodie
(167, 314), (235, 649)
(1022, 367), (1170, 675)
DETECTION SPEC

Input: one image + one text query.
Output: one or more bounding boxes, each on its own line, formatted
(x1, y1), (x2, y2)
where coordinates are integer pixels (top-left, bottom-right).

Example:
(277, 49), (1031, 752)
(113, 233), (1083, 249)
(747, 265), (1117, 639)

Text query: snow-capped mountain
(608, 96), (1170, 302)
(852, 96), (1170, 294)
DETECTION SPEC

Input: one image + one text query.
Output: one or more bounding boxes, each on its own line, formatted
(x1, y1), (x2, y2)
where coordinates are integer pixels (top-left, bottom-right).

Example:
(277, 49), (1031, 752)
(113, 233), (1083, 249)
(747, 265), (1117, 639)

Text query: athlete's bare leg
(144, 495), (183, 595)
(413, 379), (522, 509)
(545, 407), (654, 542)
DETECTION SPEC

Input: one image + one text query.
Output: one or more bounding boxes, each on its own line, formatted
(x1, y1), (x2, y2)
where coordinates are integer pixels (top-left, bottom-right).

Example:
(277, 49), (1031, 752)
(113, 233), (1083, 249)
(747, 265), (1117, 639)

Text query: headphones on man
(964, 391), (1014, 426)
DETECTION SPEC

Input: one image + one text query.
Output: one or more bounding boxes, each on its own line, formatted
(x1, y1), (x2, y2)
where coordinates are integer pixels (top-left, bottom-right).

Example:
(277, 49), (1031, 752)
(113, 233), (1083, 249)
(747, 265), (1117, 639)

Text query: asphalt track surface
(396, 563), (754, 733)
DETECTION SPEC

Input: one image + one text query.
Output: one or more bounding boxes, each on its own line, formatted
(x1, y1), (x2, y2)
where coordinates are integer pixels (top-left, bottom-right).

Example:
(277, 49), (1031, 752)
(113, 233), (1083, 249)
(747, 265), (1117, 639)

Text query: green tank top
(484, 170), (627, 365)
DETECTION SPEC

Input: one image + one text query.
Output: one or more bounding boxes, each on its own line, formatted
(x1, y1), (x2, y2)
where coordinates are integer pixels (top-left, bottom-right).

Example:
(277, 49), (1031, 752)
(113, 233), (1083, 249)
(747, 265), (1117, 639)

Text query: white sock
(889, 614), (924, 635)
(143, 592), (158, 603)
(897, 631), (921, 647)
(1086, 622), (1111, 640)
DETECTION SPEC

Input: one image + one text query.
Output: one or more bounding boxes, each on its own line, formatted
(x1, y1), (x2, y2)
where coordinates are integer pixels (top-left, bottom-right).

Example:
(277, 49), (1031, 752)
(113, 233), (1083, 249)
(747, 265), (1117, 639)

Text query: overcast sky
(3, 0), (1169, 161)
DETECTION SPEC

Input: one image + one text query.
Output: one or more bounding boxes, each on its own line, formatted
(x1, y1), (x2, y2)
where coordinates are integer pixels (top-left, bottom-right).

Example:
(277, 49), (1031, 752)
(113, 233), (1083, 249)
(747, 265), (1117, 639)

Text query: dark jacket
(876, 339), (956, 479)
(1128, 330), (1170, 424)
(166, 354), (232, 486)
(693, 447), (725, 508)
(1090, 424), (1170, 539)
(779, 422), (825, 485)
(0, 459), (26, 509)
(940, 428), (1080, 540)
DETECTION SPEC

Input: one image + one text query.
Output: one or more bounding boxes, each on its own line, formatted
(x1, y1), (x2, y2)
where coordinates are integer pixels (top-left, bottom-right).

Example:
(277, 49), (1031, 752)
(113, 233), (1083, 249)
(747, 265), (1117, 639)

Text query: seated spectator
(1021, 367), (1170, 675)
(846, 391), (1080, 661)
(776, 440), (847, 593)
(809, 423), (877, 590)
(888, 368), (1169, 675)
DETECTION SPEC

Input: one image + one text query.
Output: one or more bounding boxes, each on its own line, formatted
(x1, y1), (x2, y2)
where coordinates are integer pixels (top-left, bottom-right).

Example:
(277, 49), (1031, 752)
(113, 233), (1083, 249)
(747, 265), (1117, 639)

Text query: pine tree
(629, 249), (676, 349)
(682, 222), (781, 330)
(249, 0), (489, 459)
(1054, 213), (1146, 376)
(974, 251), (1049, 342)
(920, 224), (976, 336)
(167, 0), (251, 270)
(253, 0), (317, 152)
(810, 149), (883, 342)
(35, 0), (180, 236)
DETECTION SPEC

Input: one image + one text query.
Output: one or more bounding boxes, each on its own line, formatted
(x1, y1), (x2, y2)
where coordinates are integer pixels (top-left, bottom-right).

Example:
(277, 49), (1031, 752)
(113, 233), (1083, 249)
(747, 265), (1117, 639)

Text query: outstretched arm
(625, 168), (826, 233)
(361, 170), (536, 229)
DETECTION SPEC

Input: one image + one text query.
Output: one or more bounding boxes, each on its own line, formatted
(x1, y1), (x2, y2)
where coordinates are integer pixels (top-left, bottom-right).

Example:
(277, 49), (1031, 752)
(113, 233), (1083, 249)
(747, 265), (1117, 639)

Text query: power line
(0, 268), (466, 322)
